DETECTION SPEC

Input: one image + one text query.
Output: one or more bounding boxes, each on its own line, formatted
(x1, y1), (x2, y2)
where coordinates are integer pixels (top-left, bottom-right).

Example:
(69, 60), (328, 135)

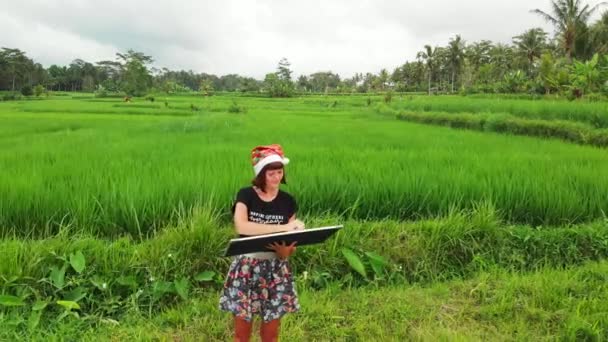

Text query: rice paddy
(1, 93), (607, 340)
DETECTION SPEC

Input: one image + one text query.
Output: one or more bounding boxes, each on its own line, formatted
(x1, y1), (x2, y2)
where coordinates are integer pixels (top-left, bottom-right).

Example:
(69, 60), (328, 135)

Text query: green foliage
(499, 70), (527, 93)
(0, 296), (25, 307)
(570, 53), (604, 94)
(339, 248), (392, 283)
(194, 271), (216, 282)
(20, 85), (32, 96)
(1, 93), (21, 101)
(263, 58), (295, 97)
(2, 260), (608, 340)
(264, 72), (294, 97)
(69, 251), (86, 274)
(341, 248), (367, 279)
(395, 110), (608, 148)
(227, 99), (247, 113)
(1, 207), (608, 329)
(33, 85), (45, 97)
(199, 79), (214, 96)
(383, 91), (393, 103)
(389, 95), (608, 128)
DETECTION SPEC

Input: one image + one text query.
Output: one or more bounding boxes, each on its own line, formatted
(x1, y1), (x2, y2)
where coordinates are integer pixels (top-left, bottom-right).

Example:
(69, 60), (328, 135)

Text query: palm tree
(589, 10), (608, 54)
(416, 45), (437, 95)
(378, 68), (389, 90)
(447, 35), (465, 93)
(531, 0), (607, 60)
(466, 41), (493, 69)
(512, 28), (548, 74)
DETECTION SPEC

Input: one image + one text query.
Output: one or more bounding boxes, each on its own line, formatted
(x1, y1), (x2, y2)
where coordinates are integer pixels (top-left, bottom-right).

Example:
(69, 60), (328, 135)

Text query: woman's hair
(252, 161), (287, 192)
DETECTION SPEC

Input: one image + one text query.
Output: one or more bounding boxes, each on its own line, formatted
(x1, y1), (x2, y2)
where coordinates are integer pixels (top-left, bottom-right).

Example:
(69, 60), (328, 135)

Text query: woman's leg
(260, 318), (281, 342)
(234, 316), (253, 342)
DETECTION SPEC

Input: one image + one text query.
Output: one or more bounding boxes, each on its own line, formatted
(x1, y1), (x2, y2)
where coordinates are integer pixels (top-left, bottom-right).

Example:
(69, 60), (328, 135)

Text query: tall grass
(389, 95), (608, 128)
(4, 260), (604, 341)
(1, 95), (608, 236)
(1, 206), (607, 322)
(395, 110), (608, 148)
(0, 206), (607, 339)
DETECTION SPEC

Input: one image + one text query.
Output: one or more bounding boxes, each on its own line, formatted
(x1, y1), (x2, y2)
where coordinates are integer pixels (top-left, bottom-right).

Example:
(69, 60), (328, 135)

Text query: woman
(219, 144), (305, 342)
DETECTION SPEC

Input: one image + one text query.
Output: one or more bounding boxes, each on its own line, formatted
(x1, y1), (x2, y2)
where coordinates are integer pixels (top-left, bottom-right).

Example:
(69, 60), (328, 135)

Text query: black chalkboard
(223, 225), (343, 257)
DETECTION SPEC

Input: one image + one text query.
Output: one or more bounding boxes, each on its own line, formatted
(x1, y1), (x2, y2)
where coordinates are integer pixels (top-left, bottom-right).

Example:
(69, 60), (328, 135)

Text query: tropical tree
(0, 48), (31, 91)
(115, 50), (154, 96)
(417, 45), (438, 94)
(199, 79), (214, 96)
(570, 53), (603, 93)
(589, 10), (608, 53)
(531, 0), (607, 60)
(377, 69), (389, 90)
(447, 35), (465, 92)
(513, 28), (548, 75)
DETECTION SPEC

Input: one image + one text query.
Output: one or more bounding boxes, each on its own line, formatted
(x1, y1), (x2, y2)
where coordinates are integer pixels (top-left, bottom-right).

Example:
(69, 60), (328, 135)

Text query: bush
(384, 91), (393, 103)
(228, 99), (247, 113)
(583, 93), (606, 102)
(20, 85), (33, 96)
(94, 85), (108, 98)
(33, 85), (46, 97)
(1, 93), (21, 101)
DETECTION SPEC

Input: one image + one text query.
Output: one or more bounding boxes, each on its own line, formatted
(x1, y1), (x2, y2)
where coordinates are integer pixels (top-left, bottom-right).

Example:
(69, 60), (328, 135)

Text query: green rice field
(1, 93), (607, 340)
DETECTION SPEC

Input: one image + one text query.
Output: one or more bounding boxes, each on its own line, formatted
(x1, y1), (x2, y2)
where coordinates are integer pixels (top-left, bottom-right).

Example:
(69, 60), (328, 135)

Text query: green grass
(2, 93), (608, 340)
(2, 260), (607, 341)
(394, 110), (608, 148)
(389, 95), (608, 128)
(1, 207), (606, 330)
(1, 95), (608, 237)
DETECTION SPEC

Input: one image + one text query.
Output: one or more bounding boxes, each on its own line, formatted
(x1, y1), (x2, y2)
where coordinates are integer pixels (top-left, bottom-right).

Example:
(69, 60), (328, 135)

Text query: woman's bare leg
(234, 316), (253, 342)
(260, 319), (281, 342)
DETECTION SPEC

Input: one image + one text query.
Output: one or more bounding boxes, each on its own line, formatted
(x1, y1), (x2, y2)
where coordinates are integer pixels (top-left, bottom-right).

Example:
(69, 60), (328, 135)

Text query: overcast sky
(2, 1), (604, 79)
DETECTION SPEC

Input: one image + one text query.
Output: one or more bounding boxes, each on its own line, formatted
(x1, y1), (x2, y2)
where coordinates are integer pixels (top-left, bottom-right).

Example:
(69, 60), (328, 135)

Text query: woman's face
(265, 168), (284, 189)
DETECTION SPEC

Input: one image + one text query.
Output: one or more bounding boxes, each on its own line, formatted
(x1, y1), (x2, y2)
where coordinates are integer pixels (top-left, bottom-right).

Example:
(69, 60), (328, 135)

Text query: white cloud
(2, 0), (603, 79)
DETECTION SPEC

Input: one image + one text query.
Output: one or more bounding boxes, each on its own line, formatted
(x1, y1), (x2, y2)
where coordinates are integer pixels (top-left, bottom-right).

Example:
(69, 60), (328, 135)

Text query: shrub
(33, 85), (46, 97)
(228, 99), (247, 113)
(21, 85), (33, 96)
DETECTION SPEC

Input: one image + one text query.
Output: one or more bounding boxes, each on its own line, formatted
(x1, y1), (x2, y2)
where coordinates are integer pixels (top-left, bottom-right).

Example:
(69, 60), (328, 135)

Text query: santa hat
(251, 144), (290, 176)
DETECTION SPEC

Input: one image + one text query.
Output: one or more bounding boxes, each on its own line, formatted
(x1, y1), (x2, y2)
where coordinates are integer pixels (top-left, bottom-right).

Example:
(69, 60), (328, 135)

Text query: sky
(1, 0), (603, 79)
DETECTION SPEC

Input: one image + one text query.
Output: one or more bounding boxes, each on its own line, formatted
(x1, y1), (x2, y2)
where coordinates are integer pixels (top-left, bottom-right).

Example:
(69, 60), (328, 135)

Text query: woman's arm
(233, 202), (297, 235)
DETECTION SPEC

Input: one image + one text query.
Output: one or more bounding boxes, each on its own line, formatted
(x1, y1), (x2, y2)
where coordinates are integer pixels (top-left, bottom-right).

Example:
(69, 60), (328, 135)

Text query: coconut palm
(447, 35), (465, 93)
(417, 45), (438, 95)
(531, 0), (607, 60)
(512, 28), (548, 74)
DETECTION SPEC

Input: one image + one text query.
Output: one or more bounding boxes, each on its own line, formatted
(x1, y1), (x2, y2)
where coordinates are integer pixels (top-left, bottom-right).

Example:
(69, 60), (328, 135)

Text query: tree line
(2, 0), (608, 98)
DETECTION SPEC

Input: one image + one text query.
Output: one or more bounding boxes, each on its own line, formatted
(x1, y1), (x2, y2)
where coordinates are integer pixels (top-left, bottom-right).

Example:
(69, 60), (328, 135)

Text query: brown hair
(252, 162), (287, 192)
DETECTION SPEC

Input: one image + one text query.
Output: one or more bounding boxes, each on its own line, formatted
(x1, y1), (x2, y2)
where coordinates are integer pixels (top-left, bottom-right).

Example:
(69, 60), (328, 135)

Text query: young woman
(219, 144), (305, 342)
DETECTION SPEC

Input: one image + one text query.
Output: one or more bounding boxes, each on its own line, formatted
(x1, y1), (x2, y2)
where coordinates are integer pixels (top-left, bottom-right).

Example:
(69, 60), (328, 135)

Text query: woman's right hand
(266, 241), (297, 259)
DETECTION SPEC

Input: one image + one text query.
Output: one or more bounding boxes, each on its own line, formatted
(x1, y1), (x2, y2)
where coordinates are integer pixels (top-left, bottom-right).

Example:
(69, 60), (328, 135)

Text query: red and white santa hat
(251, 144), (290, 176)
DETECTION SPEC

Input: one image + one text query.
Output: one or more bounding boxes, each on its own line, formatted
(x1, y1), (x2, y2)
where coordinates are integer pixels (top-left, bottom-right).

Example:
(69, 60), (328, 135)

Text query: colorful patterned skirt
(219, 255), (300, 322)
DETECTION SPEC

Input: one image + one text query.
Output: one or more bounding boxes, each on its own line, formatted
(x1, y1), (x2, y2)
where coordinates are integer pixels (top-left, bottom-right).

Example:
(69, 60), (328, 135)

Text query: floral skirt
(219, 255), (300, 322)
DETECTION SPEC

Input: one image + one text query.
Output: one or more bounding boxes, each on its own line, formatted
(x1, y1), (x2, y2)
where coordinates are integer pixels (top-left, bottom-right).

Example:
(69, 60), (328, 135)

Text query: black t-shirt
(232, 186), (298, 237)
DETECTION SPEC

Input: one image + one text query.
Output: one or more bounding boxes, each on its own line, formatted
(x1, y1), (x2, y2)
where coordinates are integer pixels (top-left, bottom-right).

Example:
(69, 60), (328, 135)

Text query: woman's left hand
(266, 241), (297, 259)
